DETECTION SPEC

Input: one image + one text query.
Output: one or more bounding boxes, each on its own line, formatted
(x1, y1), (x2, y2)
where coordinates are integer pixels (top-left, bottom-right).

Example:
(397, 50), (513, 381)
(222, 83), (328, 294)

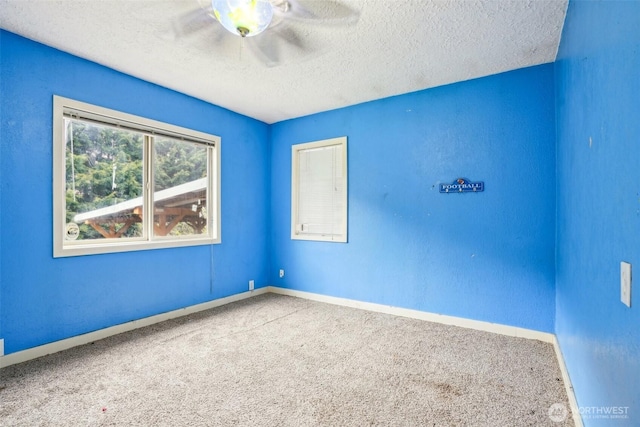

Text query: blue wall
(270, 65), (557, 332)
(4, 6), (639, 421)
(0, 31), (270, 354)
(0, 31), (4, 346)
(555, 1), (640, 425)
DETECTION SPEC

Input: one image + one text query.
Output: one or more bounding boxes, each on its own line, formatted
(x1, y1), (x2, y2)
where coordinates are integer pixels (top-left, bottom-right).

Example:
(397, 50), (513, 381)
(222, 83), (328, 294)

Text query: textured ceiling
(0, 0), (567, 124)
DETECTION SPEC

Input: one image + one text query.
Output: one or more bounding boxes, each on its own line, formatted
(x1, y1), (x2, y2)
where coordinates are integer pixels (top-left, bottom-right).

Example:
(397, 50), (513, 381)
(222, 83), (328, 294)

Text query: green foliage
(65, 120), (208, 240)
(155, 138), (208, 237)
(65, 120), (144, 239)
(154, 137), (207, 191)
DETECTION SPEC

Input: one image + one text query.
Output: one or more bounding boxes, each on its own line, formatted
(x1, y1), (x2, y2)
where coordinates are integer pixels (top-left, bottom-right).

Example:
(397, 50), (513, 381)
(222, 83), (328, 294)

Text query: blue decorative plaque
(439, 178), (484, 193)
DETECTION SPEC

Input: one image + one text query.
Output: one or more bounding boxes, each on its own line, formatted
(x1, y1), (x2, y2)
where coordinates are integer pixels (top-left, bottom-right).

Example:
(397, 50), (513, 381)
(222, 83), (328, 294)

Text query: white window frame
(53, 95), (221, 258)
(291, 137), (348, 243)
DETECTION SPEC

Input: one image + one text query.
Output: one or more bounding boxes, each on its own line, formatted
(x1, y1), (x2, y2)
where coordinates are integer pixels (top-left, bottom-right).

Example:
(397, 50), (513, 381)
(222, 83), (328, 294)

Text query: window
(291, 137), (348, 242)
(53, 96), (221, 257)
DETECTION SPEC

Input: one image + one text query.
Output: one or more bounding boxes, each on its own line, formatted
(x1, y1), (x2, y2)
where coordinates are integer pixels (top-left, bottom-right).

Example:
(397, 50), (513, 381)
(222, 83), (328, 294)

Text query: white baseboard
(0, 284), (583, 426)
(0, 287), (268, 369)
(552, 336), (584, 427)
(266, 286), (555, 343)
(268, 286), (582, 424)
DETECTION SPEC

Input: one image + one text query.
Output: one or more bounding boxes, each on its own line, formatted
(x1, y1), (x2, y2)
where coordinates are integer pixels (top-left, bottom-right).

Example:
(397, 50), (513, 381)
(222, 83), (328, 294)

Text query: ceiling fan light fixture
(212, 0), (274, 37)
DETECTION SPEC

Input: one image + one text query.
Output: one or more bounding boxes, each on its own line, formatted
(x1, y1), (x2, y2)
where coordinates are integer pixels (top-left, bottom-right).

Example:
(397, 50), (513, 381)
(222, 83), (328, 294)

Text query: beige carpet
(0, 293), (573, 426)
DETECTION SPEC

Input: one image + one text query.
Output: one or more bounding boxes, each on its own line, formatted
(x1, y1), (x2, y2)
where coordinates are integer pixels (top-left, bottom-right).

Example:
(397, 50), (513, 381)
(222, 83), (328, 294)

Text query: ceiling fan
(173, 0), (360, 67)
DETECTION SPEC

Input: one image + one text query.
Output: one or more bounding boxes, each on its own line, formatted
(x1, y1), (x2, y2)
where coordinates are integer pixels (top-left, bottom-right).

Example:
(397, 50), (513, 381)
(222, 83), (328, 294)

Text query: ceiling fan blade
(272, 0), (360, 26)
(248, 32), (283, 67)
(271, 0), (314, 19)
(271, 24), (307, 51)
(169, 0), (351, 67)
(248, 24), (310, 67)
(170, 8), (215, 39)
(167, 0), (232, 47)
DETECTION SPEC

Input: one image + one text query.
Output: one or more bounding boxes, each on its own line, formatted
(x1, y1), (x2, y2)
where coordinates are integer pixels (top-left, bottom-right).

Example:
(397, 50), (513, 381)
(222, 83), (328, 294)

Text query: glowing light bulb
(212, 0), (274, 37)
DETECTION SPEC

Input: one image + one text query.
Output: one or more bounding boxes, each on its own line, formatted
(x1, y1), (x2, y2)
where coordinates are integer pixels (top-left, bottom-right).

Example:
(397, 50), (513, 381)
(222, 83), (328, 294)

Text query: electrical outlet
(621, 262), (631, 307)
(279, 269), (285, 278)
(249, 280), (254, 291)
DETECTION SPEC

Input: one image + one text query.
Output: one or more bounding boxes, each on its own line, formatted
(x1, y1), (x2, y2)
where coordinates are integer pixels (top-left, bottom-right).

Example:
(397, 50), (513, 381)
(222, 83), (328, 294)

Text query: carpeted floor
(0, 293), (573, 426)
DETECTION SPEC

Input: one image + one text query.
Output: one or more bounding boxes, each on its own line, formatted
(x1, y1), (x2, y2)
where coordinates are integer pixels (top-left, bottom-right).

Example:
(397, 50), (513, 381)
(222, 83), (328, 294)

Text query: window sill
(54, 236), (221, 258)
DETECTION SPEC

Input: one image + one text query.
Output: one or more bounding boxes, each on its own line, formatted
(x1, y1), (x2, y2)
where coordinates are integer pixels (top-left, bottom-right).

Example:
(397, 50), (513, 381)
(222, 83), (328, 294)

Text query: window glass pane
(54, 96), (220, 257)
(65, 119), (144, 241)
(298, 145), (342, 235)
(153, 137), (208, 238)
(291, 137), (347, 242)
